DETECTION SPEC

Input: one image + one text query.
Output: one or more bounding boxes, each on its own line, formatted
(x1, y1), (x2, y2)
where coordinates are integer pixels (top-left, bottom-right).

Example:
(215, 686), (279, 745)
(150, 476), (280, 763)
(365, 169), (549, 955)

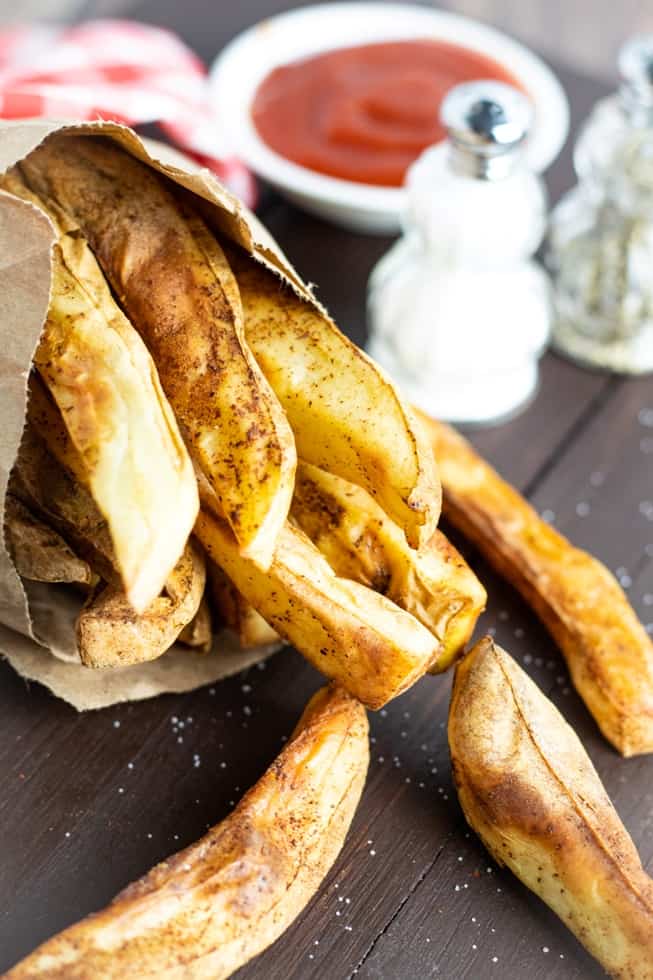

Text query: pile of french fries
(4, 133), (653, 979)
(1, 134), (486, 702)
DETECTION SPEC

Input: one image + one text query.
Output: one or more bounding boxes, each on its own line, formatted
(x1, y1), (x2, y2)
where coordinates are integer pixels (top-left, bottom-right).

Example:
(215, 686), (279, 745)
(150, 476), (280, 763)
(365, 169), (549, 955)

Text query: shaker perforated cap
(441, 80), (533, 179)
(619, 35), (653, 113)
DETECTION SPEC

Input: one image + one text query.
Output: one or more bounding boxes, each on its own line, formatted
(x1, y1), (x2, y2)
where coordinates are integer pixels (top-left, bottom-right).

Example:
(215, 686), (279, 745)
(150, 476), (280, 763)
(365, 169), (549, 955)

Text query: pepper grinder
(367, 81), (551, 425)
(547, 36), (653, 373)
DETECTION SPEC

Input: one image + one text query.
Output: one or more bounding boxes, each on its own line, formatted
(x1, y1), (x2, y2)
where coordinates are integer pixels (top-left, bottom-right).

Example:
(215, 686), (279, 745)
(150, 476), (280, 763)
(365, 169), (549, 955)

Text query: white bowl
(209, 2), (570, 233)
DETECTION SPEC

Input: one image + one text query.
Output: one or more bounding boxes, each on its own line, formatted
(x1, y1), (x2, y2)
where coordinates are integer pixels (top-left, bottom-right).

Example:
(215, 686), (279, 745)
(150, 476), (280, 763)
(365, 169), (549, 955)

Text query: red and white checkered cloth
(0, 19), (255, 206)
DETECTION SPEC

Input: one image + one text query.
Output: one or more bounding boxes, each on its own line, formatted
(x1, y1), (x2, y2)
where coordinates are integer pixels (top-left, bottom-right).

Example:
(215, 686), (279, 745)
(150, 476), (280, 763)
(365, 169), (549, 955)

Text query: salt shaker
(367, 81), (551, 425)
(548, 36), (653, 374)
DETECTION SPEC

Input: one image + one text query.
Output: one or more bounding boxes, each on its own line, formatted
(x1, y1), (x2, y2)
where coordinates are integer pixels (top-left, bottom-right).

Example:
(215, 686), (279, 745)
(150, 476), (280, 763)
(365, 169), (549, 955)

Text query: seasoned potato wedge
(1, 168), (198, 611)
(196, 496), (440, 709)
(77, 541), (206, 669)
(423, 413), (653, 757)
(292, 461), (485, 671)
(178, 596), (213, 653)
(7, 684), (368, 979)
(4, 493), (94, 587)
(12, 404), (117, 585)
(208, 560), (279, 649)
(449, 636), (653, 979)
(19, 135), (296, 570)
(225, 242), (440, 550)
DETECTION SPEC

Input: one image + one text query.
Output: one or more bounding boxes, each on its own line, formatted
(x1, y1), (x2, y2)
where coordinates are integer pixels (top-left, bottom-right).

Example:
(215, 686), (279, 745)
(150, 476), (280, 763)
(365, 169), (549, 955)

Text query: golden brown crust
(3, 493), (93, 586)
(76, 540), (206, 669)
(226, 242), (441, 549)
(291, 461), (485, 670)
(449, 637), (653, 979)
(6, 684), (369, 979)
(422, 413), (653, 757)
(196, 490), (438, 708)
(1, 166), (198, 611)
(12, 406), (117, 585)
(19, 135), (296, 570)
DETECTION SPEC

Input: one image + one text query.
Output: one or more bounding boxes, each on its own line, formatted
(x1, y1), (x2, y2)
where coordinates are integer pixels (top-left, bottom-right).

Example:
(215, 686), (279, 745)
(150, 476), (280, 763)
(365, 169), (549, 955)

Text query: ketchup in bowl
(251, 40), (523, 187)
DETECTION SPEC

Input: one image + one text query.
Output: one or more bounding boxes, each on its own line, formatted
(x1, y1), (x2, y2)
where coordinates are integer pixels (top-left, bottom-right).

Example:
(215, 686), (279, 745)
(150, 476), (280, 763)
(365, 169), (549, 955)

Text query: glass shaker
(367, 81), (551, 425)
(548, 35), (653, 373)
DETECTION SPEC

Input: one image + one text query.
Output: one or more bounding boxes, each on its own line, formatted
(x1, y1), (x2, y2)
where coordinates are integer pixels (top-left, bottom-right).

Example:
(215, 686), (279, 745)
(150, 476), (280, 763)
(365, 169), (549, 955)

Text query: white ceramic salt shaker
(367, 80), (552, 425)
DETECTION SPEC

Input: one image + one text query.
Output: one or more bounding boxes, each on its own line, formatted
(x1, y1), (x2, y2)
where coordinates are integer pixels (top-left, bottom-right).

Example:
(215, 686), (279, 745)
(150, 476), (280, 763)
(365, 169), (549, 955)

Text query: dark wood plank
(1, 9), (650, 980)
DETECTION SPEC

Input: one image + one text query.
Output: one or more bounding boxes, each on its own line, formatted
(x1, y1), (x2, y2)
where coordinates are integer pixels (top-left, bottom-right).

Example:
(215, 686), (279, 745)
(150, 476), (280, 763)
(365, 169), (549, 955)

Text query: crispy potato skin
(449, 637), (653, 979)
(226, 243), (441, 550)
(19, 135), (296, 571)
(196, 498), (439, 709)
(12, 409), (117, 586)
(292, 461), (485, 671)
(1, 167), (198, 612)
(77, 540), (206, 668)
(3, 494), (93, 586)
(6, 684), (369, 980)
(207, 560), (279, 649)
(422, 413), (653, 757)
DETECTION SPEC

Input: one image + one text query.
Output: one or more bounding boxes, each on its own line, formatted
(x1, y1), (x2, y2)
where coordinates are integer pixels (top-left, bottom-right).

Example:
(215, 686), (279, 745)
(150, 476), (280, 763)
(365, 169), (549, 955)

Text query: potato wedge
(208, 560), (279, 648)
(196, 497), (439, 709)
(225, 242), (440, 550)
(77, 540), (206, 669)
(19, 135), (296, 570)
(292, 461), (485, 671)
(449, 636), (653, 979)
(4, 493), (94, 586)
(6, 684), (368, 979)
(178, 596), (213, 653)
(1, 167), (198, 612)
(422, 412), (653, 757)
(12, 400), (117, 585)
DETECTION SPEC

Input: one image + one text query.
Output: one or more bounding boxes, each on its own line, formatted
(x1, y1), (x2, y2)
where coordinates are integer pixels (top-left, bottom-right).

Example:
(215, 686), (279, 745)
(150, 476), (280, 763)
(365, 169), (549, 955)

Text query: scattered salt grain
(638, 408), (653, 426)
(241, 684), (251, 694)
(590, 470), (605, 486)
(112, 720), (121, 729)
(541, 509), (555, 523)
(118, 787), (124, 794)
(542, 946), (549, 954)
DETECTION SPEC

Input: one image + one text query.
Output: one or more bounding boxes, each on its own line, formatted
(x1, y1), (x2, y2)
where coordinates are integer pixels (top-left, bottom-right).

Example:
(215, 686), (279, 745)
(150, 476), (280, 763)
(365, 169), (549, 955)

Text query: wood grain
(1, 12), (651, 980)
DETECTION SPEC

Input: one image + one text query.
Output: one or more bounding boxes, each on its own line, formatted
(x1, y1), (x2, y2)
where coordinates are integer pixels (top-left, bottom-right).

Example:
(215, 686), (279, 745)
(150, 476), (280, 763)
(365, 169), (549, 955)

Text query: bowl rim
(208, 1), (570, 212)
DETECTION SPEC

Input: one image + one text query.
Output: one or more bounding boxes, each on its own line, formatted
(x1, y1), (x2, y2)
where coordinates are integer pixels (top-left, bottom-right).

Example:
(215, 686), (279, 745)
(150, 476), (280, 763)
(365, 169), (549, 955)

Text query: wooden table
(1, 7), (652, 979)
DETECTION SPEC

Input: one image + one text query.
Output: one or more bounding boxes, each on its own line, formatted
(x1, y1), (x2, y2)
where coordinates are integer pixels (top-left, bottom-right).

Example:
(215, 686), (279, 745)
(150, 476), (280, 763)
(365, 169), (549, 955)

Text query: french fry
(225, 242), (441, 550)
(449, 637), (653, 979)
(1, 167), (198, 611)
(19, 136), (296, 570)
(12, 400), (117, 585)
(208, 560), (279, 648)
(6, 684), (369, 980)
(14, 405), (206, 667)
(292, 461), (486, 671)
(196, 496), (440, 709)
(423, 412), (653, 757)
(77, 540), (206, 669)
(4, 493), (94, 587)
(178, 596), (213, 653)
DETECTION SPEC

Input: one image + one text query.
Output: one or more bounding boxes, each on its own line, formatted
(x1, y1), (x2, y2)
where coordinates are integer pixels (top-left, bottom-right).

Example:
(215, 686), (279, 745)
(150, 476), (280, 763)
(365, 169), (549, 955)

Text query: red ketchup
(252, 40), (523, 187)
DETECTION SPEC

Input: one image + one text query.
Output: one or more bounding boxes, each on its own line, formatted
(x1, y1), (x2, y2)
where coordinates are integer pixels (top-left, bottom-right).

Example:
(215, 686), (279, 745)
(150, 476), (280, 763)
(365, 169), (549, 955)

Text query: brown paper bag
(0, 119), (321, 709)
